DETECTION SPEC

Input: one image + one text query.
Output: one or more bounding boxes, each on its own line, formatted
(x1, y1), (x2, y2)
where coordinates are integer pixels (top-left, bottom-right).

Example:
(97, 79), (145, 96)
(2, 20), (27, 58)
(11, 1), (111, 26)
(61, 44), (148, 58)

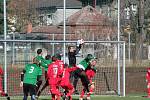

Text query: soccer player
(146, 68), (150, 98)
(60, 64), (78, 100)
(36, 54), (52, 98)
(0, 67), (10, 100)
(75, 54), (96, 95)
(47, 54), (63, 100)
(20, 58), (42, 100)
(34, 49), (45, 92)
(68, 39), (84, 94)
(80, 59), (97, 100)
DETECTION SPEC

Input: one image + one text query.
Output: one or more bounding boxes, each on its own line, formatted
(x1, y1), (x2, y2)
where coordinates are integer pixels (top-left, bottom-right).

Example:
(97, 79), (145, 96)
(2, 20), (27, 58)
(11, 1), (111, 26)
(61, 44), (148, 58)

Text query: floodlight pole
(63, 0), (66, 63)
(3, 0), (7, 93)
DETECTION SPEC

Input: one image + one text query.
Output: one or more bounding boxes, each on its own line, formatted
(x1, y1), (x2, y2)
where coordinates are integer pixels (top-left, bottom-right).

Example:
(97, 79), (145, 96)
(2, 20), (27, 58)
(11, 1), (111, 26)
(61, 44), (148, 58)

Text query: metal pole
(3, 0), (7, 93)
(123, 42), (126, 96)
(117, 0), (121, 96)
(128, 32), (131, 62)
(63, 0), (66, 63)
(12, 33), (15, 64)
(0, 40), (125, 43)
(52, 33), (54, 55)
(93, 33), (94, 55)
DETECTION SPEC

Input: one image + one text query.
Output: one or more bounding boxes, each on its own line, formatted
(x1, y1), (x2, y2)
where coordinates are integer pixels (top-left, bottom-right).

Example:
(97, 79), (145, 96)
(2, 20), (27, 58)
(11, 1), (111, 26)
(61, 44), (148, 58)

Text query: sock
(148, 88), (150, 96)
(80, 89), (85, 98)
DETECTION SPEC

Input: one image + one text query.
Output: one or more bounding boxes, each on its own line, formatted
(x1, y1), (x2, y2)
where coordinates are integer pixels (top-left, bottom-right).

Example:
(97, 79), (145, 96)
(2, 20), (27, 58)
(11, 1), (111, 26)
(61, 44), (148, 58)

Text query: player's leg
(37, 80), (49, 96)
(0, 78), (10, 100)
(29, 84), (36, 100)
(147, 82), (150, 98)
(80, 88), (86, 100)
(79, 71), (90, 92)
(37, 71), (49, 97)
(51, 94), (55, 100)
(89, 82), (95, 94)
(73, 73), (79, 94)
(66, 84), (74, 100)
(50, 84), (61, 100)
(36, 78), (42, 92)
(23, 83), (29, 100)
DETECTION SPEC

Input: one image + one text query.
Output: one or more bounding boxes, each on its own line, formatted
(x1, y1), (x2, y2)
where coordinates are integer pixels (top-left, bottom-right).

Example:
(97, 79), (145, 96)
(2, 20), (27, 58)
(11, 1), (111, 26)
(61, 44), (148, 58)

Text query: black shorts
(23, 83), (36, 96)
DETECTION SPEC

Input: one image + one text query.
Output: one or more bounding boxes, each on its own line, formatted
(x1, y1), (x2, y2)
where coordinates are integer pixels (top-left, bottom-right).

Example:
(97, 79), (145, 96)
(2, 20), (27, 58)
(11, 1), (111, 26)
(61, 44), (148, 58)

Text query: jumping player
(36, 54), (52, 98)
(47, 54), (63, 100)
(80, 59), (97, 100)
(60, 64), (78, 100)
(68, 39), (84, 94)
(34, 49), (44, 93)
(20, 58), (42, 100)
(75, 54), (96, 96)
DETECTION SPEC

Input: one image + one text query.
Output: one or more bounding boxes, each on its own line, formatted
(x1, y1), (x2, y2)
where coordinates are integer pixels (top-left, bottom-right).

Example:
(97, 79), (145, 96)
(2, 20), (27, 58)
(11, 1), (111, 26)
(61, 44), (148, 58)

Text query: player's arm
(75, 39), (84, 55)
(20, 69), (26, 87)
(68, 66), (79, 72)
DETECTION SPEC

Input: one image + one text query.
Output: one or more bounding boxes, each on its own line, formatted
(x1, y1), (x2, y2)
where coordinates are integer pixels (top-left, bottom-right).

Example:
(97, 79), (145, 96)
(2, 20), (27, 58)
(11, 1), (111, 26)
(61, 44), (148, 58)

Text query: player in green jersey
(36, 54), (52, 98)
(35, 49), (51, 94)
(75, 54), (96, 94)
(20, 58), (42, 100)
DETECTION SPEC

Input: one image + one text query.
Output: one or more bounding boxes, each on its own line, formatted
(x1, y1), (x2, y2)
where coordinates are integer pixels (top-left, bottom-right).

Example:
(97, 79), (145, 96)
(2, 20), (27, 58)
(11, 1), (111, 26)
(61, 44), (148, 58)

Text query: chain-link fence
(0, 41), (125, 97)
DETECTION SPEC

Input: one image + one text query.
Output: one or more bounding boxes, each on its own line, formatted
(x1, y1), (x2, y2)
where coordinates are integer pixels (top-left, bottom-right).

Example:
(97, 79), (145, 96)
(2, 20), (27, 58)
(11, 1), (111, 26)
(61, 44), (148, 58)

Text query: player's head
(45, 55), (51, 60)
(37, 49), (42, 55)
(85, 54), (96, 62)
(33, 58), (40, 65)
(52, 53), (61, 61)
(68, 46), (75, 52)
(90, 59), (97, 68)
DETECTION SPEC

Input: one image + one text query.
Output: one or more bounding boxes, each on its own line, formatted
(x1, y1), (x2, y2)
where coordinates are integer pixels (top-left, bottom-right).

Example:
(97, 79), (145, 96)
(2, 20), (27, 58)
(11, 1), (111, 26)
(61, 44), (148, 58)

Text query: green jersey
(78, 59), (89, 70)
(23, 64), (42, 85)
(35, 55), (45, 64)
(41, 59), (52, 71)
(35, 55), (45, 74)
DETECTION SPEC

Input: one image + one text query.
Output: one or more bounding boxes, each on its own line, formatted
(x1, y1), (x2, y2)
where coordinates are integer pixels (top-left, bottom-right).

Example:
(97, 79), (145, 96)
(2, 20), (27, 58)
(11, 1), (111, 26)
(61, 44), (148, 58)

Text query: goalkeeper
(68, 39), (84, 94)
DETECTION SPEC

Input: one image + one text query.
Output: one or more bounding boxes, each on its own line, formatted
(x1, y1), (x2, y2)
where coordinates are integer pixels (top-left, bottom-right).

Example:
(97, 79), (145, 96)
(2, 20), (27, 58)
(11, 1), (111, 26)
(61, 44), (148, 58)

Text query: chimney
(27, 22), (32, 33)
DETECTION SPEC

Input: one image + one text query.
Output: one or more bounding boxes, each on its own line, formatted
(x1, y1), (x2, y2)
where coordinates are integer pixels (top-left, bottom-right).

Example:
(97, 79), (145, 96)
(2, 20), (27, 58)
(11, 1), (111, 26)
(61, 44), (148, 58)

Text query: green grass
(1, 95), (150, 100)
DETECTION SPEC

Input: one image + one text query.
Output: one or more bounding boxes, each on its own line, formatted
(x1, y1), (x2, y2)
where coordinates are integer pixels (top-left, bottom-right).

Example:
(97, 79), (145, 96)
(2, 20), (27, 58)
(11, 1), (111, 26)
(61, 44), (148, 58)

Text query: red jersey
(0, 67), (3, 75)
(60, 67), (78, 86)
(85, 69), (96, 83)
(47, 62), (60, 85)
(146, 68), (150, 82)
(55, 60), (64, 75)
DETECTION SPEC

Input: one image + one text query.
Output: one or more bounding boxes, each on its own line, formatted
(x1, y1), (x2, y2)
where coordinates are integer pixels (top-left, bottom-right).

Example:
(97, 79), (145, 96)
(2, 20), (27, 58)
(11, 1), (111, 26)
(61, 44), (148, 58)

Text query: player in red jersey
(60, 64), (78, 100)
(0, 67), (10, 100)
(47, 54), (63, 100)
(80, 59), (97, 100)
(146, 68), (150, 98)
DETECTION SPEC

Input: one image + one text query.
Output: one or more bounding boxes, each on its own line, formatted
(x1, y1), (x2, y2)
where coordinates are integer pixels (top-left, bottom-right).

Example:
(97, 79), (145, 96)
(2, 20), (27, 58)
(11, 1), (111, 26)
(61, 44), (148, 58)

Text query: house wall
(52, 8), (80, 25)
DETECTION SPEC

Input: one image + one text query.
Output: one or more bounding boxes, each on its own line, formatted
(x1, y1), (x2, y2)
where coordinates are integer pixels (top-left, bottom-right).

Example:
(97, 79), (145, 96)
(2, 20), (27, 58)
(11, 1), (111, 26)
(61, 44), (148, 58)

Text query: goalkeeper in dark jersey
(20, 58), (42, 100)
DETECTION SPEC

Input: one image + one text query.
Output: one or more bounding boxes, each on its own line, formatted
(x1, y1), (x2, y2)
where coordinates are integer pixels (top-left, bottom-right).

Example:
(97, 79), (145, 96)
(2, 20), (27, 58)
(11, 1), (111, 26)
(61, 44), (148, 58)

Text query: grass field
(1, 95), (150, 100)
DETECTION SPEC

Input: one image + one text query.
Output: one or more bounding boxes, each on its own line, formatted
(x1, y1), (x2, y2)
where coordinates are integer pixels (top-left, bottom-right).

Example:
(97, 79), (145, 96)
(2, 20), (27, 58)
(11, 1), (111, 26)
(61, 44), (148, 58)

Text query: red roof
(31, 6), (117, 40)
